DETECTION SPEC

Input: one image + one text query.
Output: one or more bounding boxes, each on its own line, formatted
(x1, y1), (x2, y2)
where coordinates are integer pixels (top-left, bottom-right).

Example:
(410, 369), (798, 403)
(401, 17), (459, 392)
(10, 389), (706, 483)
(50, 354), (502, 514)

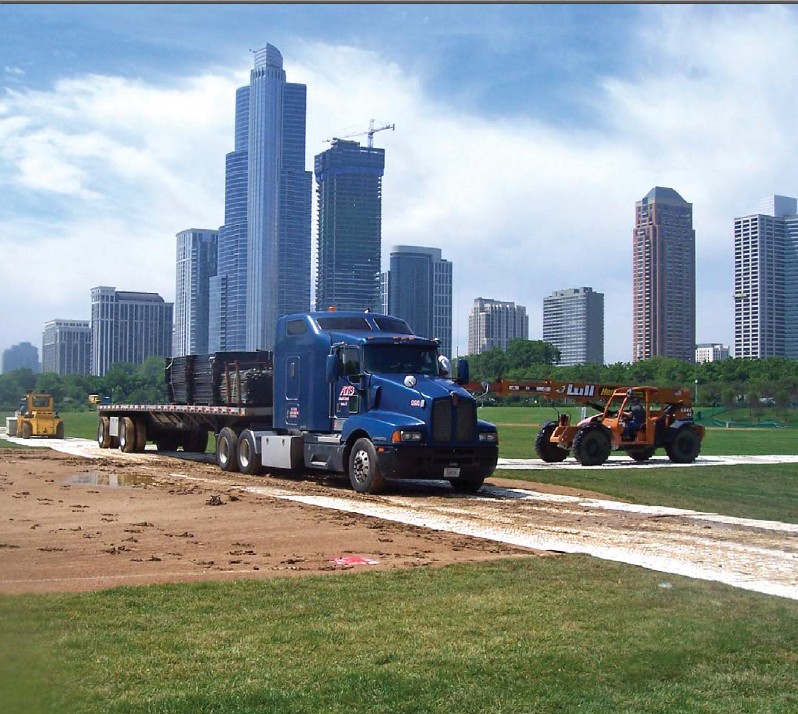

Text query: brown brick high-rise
(632, 187), (696, 363)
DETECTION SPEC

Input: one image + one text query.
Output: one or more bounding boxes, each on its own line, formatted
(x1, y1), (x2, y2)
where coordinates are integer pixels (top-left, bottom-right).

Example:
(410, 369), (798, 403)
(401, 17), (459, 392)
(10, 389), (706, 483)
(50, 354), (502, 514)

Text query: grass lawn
(2, 559), (797, 714)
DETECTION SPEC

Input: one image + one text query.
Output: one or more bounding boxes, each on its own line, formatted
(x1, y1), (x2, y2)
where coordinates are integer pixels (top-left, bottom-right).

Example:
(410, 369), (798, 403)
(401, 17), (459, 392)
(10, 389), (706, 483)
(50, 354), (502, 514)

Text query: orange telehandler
(468, 378), (705, 466)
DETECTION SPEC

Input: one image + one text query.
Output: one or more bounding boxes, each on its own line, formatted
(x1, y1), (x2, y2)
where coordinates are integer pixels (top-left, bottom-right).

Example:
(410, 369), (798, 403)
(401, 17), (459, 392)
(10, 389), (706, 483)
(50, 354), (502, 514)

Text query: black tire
(55, 421), (65, 439)
(348, 438), (385, 494)
(573, 426), (611, 466)
(237, 430), (263, 475)
(133, 417), (147, 452)
(21, 421), (32, 439)
(182, 429), (209, 453)
(626, 446), (656, 462)
(534, 421), (568, 462)
(666, 425), (702, 464)
(119, 417), (137, 453)
(450, 474), (485, 493)
(216, 427), (239, 472)
(155, 433), (180, 452)
(97, 417), (111, 448)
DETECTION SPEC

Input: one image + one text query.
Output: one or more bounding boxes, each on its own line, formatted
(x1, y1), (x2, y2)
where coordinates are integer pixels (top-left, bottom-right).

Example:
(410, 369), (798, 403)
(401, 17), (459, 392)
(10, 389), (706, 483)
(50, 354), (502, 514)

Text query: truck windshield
(363, 345), (439, 376)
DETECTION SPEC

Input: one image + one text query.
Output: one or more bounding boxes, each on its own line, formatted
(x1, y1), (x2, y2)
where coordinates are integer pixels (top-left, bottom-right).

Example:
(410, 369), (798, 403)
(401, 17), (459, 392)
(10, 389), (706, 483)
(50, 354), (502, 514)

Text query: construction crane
(324, 119), (395, 148)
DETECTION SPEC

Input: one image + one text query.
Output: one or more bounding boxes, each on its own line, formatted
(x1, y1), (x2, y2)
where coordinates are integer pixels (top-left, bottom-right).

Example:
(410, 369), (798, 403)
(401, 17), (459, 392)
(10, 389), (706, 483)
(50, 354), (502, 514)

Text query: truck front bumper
(374, 443), (499, 481)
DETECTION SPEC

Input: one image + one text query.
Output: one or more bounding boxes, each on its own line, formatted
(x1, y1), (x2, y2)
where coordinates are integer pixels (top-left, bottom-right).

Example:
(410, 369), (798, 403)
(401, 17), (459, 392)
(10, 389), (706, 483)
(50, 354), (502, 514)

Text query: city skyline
(3, 5), (798, 362)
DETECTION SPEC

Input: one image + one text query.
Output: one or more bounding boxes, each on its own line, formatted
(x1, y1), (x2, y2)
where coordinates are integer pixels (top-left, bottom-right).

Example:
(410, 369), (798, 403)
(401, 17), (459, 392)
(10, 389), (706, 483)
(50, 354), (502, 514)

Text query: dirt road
(2, 436), (797, 599)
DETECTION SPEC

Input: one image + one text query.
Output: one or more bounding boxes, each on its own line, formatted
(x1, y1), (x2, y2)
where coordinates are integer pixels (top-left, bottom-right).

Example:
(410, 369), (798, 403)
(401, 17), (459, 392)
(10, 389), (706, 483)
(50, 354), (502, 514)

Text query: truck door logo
(337, 384), (356, 408)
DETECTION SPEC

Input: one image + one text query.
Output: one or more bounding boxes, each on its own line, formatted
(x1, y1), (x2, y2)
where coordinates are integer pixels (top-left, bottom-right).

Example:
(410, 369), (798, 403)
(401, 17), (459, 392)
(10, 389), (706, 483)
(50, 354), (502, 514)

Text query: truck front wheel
(216, 427), (239, 472)
(348, 438), (386, 494)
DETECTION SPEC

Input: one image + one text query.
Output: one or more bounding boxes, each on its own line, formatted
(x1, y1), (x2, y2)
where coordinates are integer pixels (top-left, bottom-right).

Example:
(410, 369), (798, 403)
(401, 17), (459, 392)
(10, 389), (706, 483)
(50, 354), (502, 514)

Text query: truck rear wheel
(348, 438), (385, 494)
(534, 422), (568, 462)
(666, 425), (701, 464)
(97, 417), (112, 448)
(216, 427), (239, 472)
(237, 430), (262, 475)
(573, 426), (611, 466)
(119, 417), (137, 453)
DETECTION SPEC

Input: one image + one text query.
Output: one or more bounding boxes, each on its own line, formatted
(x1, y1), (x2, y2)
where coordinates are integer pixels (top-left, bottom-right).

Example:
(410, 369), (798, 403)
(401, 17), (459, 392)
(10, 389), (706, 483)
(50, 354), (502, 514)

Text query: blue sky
(2, 3), (797, 365)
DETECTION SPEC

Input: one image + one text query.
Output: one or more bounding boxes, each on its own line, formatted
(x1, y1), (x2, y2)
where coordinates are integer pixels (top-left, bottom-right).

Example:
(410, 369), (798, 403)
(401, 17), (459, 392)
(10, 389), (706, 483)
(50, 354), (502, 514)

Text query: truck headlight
(392, 430), (424, 443)
(479, 432), (498, 443)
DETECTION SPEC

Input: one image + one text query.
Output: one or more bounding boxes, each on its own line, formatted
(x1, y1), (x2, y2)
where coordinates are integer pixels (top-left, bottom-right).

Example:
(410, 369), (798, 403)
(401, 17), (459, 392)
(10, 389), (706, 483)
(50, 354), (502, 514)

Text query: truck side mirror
(455, 358), (470, 385)
(326, 354), (339, 383)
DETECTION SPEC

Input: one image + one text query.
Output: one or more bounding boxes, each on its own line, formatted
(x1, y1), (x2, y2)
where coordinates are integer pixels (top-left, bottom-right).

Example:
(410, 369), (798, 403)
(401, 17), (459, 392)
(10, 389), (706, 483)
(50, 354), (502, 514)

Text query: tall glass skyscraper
(387, 245), (453, 358)
(174, 228), (218, 356)
(211, 44), (311, 352)
(315, 139), (385, 312)
(632, 187), (696, 363)
(734, 195), (798, 358)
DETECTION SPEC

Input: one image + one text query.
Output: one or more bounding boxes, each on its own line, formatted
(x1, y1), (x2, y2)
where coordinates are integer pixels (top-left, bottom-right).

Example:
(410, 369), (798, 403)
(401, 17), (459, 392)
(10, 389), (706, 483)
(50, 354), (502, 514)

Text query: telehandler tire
(573, 425), (611, 466)
(666, 425), (701, 464)
(535, 421), (569, 462)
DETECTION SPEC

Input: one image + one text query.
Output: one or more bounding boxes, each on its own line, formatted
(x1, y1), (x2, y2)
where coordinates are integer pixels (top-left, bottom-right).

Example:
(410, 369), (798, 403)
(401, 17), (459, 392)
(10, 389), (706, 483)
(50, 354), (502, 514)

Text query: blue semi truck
(96, 311), (499, 494)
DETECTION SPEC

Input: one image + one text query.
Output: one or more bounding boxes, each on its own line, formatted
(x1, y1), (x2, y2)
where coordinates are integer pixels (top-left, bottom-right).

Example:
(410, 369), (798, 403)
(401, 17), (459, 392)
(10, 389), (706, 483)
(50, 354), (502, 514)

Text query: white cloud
(2, 6), (797, 364)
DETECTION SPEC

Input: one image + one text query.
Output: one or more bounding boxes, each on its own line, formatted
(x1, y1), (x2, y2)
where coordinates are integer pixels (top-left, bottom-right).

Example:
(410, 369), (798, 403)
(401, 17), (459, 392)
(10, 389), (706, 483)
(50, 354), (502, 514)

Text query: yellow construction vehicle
(14, 393), (65, 439)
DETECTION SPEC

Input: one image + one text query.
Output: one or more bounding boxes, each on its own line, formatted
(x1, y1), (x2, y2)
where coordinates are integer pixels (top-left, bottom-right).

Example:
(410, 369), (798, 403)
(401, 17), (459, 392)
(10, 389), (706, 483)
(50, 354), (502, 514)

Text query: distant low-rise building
(695, 343), (730, 363)
(467, 298), (528, 355)
(42, 320), (92, 375)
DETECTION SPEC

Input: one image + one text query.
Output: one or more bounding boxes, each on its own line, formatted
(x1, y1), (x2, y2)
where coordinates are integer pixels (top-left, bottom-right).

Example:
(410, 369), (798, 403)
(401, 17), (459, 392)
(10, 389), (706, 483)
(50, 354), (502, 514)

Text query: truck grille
(432, 396), (476, 443)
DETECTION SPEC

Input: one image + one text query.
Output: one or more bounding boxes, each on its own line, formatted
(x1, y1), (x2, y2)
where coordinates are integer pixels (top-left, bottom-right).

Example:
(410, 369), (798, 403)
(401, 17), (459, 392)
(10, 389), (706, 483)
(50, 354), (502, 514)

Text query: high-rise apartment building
(734, 195), (798, 358)
(315, 139), (385, 312)
(542, 287), (604, 366)
(1, 342), (40, 374)
(387, 246), (453, 358)
(210, 44), (311, 352)
(174, 228), (218, 356)
(90, 287), (173, 376)
(632, 186), (696, 363)
(42, 320), (91, 375)
(695, 343), (730, 363)
(467, 298), (528, 355)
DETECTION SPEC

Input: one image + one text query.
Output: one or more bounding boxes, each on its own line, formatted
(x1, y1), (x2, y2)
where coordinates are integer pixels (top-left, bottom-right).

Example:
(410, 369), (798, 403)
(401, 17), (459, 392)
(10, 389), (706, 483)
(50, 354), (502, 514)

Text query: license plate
(444, 467), (461, 478)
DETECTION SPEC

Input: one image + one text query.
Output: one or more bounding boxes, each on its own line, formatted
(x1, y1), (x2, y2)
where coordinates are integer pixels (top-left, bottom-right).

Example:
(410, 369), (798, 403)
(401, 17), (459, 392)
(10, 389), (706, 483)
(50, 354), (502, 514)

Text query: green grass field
(3, 559), (797, 714)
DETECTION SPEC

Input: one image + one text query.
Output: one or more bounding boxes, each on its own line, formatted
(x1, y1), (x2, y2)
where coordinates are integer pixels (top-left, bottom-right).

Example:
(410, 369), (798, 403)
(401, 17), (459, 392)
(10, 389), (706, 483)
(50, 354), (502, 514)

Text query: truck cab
(272, 311), (498, 493)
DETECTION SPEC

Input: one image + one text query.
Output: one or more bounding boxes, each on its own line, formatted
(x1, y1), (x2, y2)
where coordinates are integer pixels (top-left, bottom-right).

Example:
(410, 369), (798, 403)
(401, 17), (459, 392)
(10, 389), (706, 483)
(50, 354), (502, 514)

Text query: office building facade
(632, 187), (696, 363)
(734, 195), (798, 358)
(211, 44), (312, 352)
(175, 228), (218, 356)
(387, 245), (453, 358)
(542, 287), (604, 366)
(467, 298), (528, 355)
(91, 287), (173, 376)
(1, 342), (40, 374)
(42, 320), (91, 375)
(314, 139), (385, 312)
(695, 343), (730, 363)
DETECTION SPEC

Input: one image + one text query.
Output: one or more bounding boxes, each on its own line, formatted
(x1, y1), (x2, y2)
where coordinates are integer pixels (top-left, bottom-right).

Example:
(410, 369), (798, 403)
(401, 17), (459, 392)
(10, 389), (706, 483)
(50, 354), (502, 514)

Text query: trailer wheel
(216, 427), (239, 472)
(97, 417), (112, 448)
(534, 421), (569, 462)
(183, 429), (209, 453)
(133, 417), (147, 452)
(237, 430), (262, 475)
(348, 438), (385, 494)
(666, 425), (701, 464)
(21, 421), (32, 439)
(573, 426), (611, 466)
(119, 417), (137, 453)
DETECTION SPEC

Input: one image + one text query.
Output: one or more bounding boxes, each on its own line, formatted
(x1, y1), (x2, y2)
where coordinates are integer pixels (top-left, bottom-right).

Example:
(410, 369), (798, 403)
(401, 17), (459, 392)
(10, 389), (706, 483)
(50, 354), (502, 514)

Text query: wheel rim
(239, 439), (250, 469)
(219, 439), (231, 466)
(352, 449), (370, 485)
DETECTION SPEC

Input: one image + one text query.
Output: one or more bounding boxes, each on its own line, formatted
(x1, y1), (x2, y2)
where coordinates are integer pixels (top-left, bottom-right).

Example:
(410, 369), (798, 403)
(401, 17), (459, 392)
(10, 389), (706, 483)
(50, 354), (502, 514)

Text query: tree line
(0, 357), (168, 410)
(465, 340), (798, 407)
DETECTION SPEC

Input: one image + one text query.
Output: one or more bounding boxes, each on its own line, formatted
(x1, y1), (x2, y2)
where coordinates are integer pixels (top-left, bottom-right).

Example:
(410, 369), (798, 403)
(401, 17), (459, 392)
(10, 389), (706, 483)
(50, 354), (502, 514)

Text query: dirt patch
(0, 449), (537, 594)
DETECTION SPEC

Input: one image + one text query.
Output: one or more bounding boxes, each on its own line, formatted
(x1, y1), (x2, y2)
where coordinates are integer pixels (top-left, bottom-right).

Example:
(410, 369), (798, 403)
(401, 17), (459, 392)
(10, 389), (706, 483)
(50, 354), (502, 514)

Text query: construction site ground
(1, 436), (797, 600)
